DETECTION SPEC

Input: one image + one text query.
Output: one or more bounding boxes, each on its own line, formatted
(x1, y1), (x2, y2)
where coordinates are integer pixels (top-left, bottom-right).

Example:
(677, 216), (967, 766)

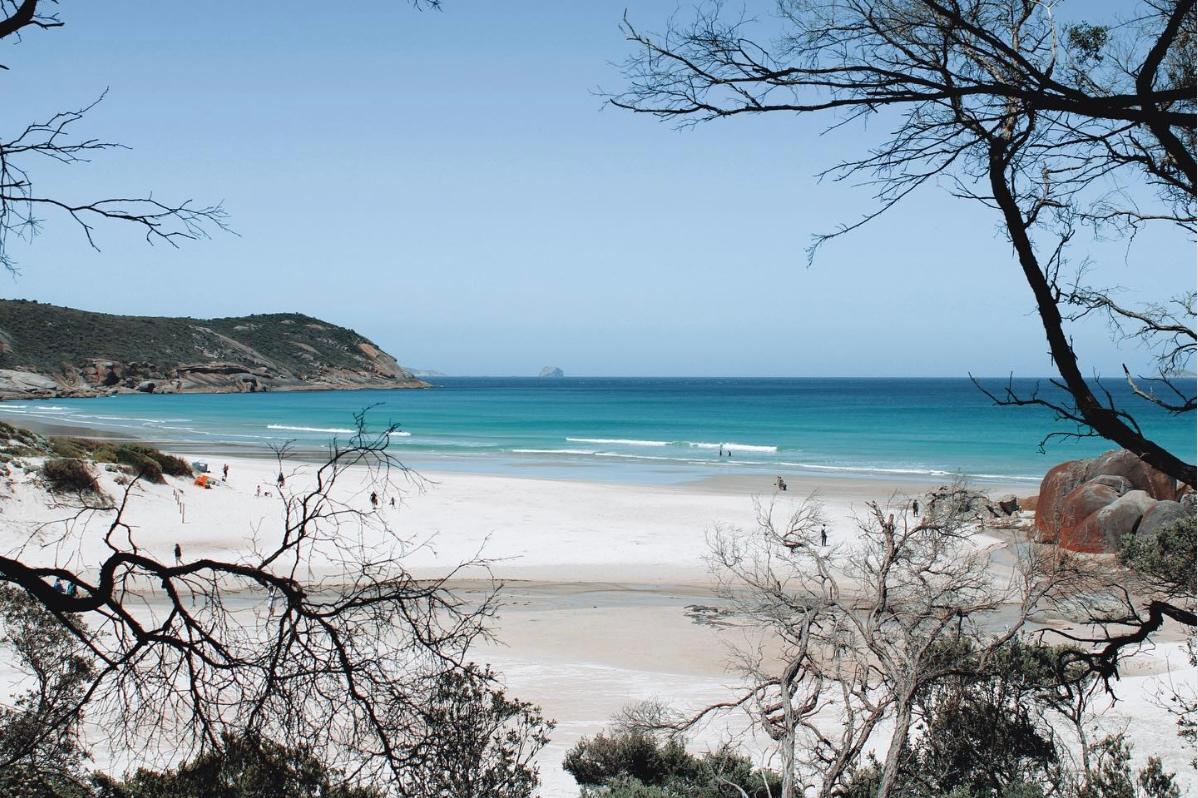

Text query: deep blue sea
(0, 378), (1192, 485)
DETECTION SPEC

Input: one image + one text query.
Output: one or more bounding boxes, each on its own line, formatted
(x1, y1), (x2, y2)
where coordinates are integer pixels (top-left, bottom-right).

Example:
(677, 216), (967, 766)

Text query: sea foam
(566, 437), (671, 447)
(687, 441), (778, 453)
(565, 437), (777, 453)
(267, 424), (356, 434)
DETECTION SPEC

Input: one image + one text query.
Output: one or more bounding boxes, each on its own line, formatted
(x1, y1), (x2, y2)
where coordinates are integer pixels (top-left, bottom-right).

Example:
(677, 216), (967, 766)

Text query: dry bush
(40, 458), (102, 496)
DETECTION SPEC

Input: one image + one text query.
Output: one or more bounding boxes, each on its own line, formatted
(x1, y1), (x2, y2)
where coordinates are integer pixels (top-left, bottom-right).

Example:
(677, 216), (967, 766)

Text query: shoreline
(3, 414), (1046, 495)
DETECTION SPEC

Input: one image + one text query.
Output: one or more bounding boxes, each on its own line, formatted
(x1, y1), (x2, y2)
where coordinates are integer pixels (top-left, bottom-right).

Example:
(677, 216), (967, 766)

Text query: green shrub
(564, 730), (690, 787)
(563, 730), (780, 797)
(40, 458), (101, 494)
(145, 448), (192, 478)
(588, 774), (671, 797)
(48, 437), (90, 459)
(90, 732), (382, 798)
(119, 455), (164, 483)
(0, 421), (48, 456)
(85, 443), (191, 483)
(1120, 515), (1196, 598)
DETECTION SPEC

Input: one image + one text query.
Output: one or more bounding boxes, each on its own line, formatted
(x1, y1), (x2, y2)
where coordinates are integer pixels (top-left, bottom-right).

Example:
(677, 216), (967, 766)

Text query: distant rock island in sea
(538, 366), (564, 378)
(0, 299), (427, 400)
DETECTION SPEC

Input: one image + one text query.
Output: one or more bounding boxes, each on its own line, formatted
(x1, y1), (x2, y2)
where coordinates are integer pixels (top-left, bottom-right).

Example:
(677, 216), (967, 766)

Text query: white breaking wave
(267, 424), (355, 434)
(565, 437), (778, 453)
(687, 441), (778, 453)
(388, 431), (412, 437)
(593, 451), (677, 462)
(512, 448), (598, 455)
(777, 461), (951, 476)
(775, 462), (1041, 482)
(566, 437), (671, 447)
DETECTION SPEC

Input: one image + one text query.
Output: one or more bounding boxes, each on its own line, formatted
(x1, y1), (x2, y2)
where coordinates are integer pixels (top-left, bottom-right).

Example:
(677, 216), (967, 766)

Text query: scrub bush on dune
(40, 458), (102, 495)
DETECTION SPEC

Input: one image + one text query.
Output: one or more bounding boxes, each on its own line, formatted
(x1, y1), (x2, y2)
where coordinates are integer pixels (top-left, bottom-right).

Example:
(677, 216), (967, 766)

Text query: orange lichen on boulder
(1034, 450), (1180, 553)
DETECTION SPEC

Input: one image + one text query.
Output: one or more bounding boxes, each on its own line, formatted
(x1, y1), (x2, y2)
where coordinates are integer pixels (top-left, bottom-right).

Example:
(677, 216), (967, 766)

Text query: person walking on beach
(222, 463), (229, 480)
(277, 472), (285, 489)
(912, 498), (920, 517)
(820, 526), (827, 547)
(389, 497), (396, 508)
(370, 491), (379, 508)
(174, 543), (182, 564)
(256, 485), (261, 497)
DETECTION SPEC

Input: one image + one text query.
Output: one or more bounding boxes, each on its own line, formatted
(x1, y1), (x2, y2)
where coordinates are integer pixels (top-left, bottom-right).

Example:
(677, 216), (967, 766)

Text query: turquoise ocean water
(0, 378), (1192, 485)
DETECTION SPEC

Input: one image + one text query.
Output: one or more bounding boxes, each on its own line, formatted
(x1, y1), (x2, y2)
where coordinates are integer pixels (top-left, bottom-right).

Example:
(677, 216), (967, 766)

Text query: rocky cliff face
(0, 301), (427, 400)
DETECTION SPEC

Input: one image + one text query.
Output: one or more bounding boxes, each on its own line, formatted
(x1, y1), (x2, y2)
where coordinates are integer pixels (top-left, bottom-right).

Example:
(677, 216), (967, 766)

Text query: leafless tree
(625, 489), (1080, 798)
(608, 0), (1195, 488)
(0, 1), (230, 273)
(0, 417), (544, 796)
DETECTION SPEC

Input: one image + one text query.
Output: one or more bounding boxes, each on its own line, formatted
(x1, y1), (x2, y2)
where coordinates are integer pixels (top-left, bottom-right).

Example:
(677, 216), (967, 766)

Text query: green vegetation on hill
(203, 314), (383, 381)
(0, 299), (409, 382)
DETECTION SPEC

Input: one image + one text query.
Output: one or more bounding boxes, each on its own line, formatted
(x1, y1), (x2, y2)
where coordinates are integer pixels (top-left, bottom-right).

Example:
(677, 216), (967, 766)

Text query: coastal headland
(0, 299), (427, 400)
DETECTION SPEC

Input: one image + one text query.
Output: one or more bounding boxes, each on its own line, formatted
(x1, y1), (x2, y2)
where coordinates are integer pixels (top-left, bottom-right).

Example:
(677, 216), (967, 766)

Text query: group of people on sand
(244, 471), (394, 510)
(369, 491), (396, 509)
(250, 470), (286, 498)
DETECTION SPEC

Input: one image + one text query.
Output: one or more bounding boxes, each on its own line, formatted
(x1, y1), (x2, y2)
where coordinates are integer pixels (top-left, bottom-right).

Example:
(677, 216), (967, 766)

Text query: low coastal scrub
(91, 733), (383, 798)
(563, 730), (781, 797)
(49, 438), (192, 483)
(94, 444), (185, 483)
(1120, 515), (1197, 599)
(0, 420), (51, 458)
(40, 457), (103, 495)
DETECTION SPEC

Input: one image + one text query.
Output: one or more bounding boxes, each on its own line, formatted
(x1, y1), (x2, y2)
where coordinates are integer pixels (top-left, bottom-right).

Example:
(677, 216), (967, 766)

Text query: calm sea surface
(0, 378), (1192, 485)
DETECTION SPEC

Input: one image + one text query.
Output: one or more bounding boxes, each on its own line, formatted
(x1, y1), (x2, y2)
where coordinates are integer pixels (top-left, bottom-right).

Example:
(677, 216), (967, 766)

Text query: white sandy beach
(0, 452), (1192, 796)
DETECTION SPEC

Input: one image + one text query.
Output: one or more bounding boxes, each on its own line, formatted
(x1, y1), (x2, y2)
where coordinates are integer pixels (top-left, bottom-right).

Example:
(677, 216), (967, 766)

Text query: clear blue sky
(0, 1), (1185, 377)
